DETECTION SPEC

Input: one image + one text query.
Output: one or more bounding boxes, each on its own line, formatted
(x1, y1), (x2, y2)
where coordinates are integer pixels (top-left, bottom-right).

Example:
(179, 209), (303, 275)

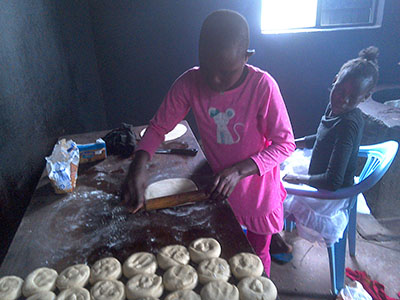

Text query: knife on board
(155, 148), (198, 156)
(144, 190), (209, 211)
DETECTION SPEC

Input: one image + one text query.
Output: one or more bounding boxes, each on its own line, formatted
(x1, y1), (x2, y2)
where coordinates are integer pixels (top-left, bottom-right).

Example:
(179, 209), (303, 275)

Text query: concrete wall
(0, 1), (107, 260)
(89, 0), (400, 137)
(359, 99), (400, 219)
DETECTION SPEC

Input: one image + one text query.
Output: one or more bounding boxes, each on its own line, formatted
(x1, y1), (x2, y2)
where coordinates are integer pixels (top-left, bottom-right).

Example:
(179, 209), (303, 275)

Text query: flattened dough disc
(140, 123), (187, 142)
(144, 178), (198, 200)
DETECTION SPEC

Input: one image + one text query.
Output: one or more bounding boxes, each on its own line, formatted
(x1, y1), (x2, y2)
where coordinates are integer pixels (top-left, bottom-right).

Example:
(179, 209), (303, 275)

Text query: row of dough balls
(0, 238), (277, 300)
(0, 275), (276, 300)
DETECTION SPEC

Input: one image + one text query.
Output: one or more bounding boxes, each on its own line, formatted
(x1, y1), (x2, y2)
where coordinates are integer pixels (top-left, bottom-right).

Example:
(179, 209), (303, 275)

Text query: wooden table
(0, 121), (256, 297)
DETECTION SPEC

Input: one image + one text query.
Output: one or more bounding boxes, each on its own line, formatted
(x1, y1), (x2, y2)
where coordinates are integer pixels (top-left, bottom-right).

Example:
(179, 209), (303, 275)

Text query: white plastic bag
(281, 149), (350, 246)
(284, 194), (350, 246)
(45, 139), (79, 194)
(280, 148), (313, 178)
(337, 281), (372, 300)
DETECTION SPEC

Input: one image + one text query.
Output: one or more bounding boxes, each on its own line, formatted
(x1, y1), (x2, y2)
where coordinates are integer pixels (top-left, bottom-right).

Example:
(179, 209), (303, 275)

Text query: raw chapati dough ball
(0, 275), (24, 300)
(197, 257), (230, 284)
(229, 252), (264, 280)
(157, 245), (190, 270)
(135, 298), (159, 300)
(56, 287), (90, 300)
(238, 276), (278, 300)
(144, 178), (198, 200)
(123, 252), (157, 278)
(90, 280), (125, 300)
(188, 238), (221, 263)
(22, 267), (58, 297)
(126, 273), (163, 300)
(26, 291), (56, 300)
(200, 280), (239, 300)
(164, 289), (201, 300)
(56, 264), (90, 290)
(89, 257), (122, 284)
(163, 265), (198, 291)
(140, 123), (187, 142)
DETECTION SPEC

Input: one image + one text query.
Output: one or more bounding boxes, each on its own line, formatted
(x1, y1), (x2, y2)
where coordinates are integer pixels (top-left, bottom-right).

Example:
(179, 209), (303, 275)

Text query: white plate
(140, 123), (187, 142)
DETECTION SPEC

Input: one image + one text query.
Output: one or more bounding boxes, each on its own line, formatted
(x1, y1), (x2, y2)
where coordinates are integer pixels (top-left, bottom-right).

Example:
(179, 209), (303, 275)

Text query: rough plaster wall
(89, 0), (400, 138)
(0, 1), (106, 260)
(360, 106), (400, 219)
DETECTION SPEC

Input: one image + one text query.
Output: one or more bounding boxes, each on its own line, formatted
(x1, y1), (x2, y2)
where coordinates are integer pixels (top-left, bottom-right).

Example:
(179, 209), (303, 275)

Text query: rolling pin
(145, 190), (209, 211)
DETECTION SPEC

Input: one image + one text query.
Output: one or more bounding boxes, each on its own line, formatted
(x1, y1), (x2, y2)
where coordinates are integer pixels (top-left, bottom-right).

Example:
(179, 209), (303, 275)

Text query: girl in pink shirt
(123, 9), (295, 276)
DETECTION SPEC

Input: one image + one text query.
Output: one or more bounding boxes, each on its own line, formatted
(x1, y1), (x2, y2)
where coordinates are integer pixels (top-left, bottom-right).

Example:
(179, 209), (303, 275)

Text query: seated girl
(277, 46), (380, 247)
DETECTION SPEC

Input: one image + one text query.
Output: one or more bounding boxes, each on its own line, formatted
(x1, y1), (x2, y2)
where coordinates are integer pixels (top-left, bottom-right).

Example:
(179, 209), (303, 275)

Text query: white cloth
(281, 149), (350, 246)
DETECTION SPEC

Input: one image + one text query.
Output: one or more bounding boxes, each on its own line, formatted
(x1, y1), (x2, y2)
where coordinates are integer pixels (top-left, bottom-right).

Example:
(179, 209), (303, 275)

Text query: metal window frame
(261, 0), (385, 34)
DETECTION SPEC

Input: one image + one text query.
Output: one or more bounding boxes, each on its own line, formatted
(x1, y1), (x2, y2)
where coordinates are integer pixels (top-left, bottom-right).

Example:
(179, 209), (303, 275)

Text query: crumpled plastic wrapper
(336, 281), (372, 300)
(45, 139), (79, 194)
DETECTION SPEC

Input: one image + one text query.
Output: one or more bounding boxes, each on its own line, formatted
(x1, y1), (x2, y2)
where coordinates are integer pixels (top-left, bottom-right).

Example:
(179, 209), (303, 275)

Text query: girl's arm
(122, 72), (192, 209)
(209, 158), (259, 200)
(295, 134), (317, 149)
(250, 77), (296, 177)
(307, 119), (359, 190)
(136, 74), (192, 158)
(284, 119), (360, 191)
(122, 150), (150, 212)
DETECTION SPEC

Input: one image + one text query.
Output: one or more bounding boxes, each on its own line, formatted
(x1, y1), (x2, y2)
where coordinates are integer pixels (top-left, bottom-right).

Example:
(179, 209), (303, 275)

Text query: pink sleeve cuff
(250, 135), (296, 176)
(136, 126), (165, 160)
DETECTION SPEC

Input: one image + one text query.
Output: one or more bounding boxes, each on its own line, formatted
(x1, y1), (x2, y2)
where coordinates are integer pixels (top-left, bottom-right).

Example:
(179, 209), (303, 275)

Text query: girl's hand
(209, 158), (259, 201)
(209, 166), (242, 201)
(282, 173), (310, 185)
(294, 137), (306, 149)
(121, 150), (149, 213)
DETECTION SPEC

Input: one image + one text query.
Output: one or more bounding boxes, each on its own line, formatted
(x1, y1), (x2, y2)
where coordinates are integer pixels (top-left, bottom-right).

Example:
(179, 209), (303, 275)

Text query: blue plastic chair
(283, 140), (398, 295)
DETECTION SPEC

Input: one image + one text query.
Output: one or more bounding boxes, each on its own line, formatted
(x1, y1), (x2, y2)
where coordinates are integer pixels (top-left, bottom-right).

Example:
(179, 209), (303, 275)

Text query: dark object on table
(102, 123), (137, 157)
(155, 148), (198, 156)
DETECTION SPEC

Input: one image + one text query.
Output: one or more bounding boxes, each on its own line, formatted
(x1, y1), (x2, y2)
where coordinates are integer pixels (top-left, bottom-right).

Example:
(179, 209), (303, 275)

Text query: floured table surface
(0, 121), (253, 280)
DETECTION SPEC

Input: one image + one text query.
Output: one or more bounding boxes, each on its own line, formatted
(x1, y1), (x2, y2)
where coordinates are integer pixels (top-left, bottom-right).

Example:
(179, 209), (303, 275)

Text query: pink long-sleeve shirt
(138, 65), (295, 234)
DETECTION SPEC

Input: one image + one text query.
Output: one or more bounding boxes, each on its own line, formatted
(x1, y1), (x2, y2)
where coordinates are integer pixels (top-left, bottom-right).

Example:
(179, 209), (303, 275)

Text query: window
(261, 0), (385, 34)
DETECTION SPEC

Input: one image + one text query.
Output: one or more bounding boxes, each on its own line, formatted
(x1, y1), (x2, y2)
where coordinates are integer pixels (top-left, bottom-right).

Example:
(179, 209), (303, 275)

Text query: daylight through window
(261, 0), (385, 34)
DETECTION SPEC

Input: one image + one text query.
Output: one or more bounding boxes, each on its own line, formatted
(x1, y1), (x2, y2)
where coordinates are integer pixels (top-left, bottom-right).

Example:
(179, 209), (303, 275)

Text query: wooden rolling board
(0, 121), (280, 300)
(0, 121), (252, 277)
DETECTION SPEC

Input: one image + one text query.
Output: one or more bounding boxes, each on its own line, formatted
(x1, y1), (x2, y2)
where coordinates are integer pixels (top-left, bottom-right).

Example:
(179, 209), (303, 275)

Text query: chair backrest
(283, 140), (399, 200)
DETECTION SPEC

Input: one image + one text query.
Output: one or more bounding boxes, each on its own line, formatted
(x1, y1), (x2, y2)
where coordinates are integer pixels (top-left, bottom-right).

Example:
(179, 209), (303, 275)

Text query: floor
(270, 213), (400, 300)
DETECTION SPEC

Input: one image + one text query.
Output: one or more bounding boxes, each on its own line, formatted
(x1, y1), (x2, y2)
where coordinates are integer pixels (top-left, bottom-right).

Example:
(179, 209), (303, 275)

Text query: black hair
(199, 10), (249, 58)
(339, 46), (380, 94)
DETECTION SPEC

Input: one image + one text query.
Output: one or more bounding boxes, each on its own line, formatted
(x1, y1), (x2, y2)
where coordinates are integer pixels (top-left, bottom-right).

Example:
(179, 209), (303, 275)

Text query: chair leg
(241, 225), (248, 235)
(348, 202), (357, 257)
(327, 227), (348, 295)
(284, 214), (296, 232)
